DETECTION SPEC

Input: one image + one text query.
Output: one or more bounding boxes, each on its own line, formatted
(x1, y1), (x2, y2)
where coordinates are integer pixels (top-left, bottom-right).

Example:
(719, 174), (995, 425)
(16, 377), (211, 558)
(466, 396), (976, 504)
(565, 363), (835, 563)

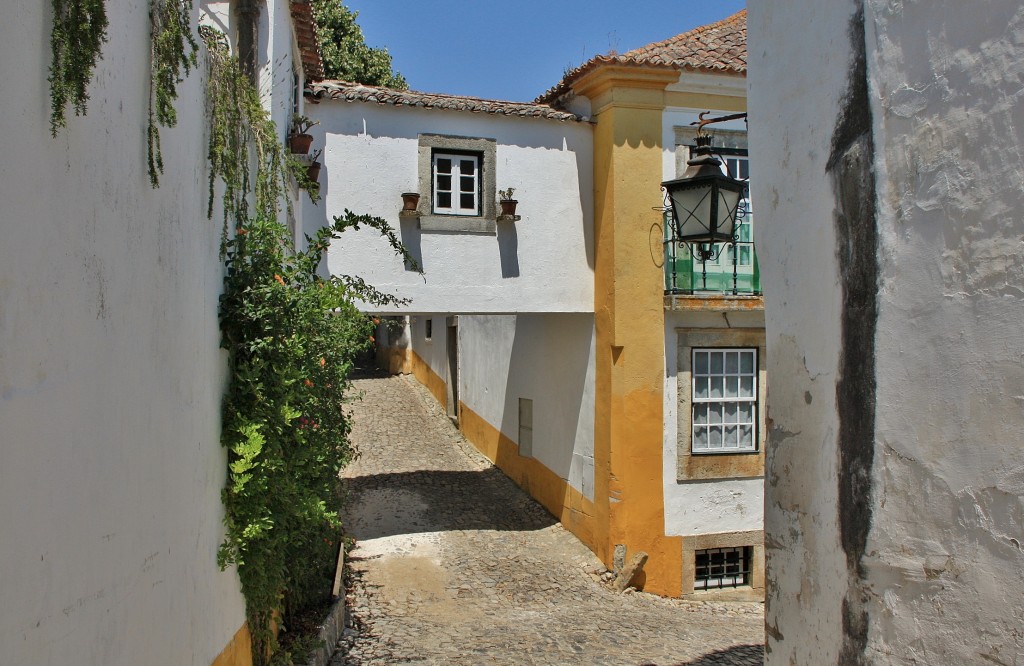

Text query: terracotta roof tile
(290, 1), (324, 81)
(536, 9), (746, 105)
(307, 81), (586, 122)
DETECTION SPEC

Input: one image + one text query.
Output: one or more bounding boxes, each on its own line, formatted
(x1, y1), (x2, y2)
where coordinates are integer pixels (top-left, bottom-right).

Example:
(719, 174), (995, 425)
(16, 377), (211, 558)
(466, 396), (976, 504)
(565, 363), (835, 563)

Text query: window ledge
(665, 294), (764, 311)
(419, 214), (496, 234)
(682, 586), (763, 602)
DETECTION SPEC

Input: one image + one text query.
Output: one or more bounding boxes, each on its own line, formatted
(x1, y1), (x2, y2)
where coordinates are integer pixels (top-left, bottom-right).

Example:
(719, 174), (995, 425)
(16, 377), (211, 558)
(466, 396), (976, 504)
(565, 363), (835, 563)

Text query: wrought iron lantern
(662, 128), (747, 261)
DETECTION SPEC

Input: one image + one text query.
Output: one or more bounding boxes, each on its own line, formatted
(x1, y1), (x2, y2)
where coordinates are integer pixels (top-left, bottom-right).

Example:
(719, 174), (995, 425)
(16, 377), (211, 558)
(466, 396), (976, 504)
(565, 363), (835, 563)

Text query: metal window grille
(694, 546), (752, 590)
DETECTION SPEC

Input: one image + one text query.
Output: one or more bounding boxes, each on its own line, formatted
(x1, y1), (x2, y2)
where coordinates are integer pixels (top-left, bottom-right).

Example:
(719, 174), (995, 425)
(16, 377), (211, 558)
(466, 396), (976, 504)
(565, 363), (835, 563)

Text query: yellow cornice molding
(572, 65), (679, 115)
(663, 90), (746, 113)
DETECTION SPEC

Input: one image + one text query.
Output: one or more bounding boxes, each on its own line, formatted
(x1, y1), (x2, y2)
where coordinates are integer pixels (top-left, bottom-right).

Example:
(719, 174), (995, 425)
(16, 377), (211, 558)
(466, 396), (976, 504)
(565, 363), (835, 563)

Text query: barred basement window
(694, 546), (752, 590)
(692, 348), (758, 453)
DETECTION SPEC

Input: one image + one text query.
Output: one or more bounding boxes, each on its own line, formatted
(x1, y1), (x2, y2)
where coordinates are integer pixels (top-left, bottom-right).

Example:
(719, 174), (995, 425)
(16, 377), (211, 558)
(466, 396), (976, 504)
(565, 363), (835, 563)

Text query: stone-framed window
(681, 530), (764, 600)
(418, 134), (496, 234)
(691, 348), (758, 454)
(694, 546), (752, 590)
(677, 327), (766, 481)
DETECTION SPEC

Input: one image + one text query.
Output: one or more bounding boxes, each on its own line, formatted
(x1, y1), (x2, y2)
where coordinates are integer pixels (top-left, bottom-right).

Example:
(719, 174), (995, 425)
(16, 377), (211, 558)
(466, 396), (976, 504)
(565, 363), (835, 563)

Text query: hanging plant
(201, 25), (418, 665)
(147, 0), (199, 186)
(201, 25), (290, 235)
(48, 0), (109, 135)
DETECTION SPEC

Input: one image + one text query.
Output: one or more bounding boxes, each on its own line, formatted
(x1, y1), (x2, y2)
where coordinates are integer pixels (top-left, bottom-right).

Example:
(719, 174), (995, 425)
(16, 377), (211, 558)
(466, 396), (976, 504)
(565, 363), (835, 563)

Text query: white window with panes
(432, 152), (480, 216)
(691, 348), (757, 453)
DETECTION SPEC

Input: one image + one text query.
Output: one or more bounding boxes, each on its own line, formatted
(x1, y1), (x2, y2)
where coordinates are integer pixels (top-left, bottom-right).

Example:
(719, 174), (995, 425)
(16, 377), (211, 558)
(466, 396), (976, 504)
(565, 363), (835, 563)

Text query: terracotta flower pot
(306, 162), (321, 183)
(401, 192), (420, 211)
(288, 133), (314, 154)
(499, 199), (518, 216)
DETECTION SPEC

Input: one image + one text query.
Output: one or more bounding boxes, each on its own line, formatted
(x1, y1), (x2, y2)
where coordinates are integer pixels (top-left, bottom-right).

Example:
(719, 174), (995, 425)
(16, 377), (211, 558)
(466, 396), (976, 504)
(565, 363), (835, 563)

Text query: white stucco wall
(748, 1), (861, 661)
(751, 1), (1024, 663)
(662, 310), (764, 536)
(458, 315), (596, 499)
(305, 102), (595, 314)
(660, 106), (762, 539)
(0, 2), (250, 665)
(407, 314), (449, 384)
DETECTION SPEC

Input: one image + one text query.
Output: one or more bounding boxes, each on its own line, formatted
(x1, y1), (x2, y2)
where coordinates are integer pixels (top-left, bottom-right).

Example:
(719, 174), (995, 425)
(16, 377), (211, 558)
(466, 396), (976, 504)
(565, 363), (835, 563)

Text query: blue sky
(343, 1), (746, 102)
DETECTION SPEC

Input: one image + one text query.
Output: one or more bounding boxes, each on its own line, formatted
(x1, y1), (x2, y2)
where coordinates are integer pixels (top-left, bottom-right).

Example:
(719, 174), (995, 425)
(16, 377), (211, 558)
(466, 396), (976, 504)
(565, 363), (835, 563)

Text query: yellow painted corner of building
(211, 622), (253, 666)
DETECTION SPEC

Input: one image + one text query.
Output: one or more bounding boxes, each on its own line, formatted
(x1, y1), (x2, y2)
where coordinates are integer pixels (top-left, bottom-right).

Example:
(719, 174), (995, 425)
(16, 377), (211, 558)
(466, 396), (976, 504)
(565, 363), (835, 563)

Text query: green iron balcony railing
(664, 213), (761, 296)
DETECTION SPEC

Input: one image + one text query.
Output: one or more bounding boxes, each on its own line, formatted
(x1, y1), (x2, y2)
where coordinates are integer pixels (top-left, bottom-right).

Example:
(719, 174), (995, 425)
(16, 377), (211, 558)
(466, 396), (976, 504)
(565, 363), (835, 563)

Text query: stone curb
(296, 547), (346, 666)
(295, 594), (346, 666)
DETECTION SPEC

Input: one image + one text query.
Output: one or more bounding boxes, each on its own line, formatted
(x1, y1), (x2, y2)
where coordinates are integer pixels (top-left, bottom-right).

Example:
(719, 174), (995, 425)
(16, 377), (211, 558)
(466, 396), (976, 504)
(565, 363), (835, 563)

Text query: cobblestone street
(332, 371), (764, 665)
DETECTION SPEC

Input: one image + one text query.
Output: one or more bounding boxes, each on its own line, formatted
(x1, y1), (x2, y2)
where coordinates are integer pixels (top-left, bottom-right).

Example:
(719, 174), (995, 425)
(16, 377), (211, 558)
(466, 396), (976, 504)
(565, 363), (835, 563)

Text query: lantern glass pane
(670, 184), (713, 239)
(716, 186), (743, 239)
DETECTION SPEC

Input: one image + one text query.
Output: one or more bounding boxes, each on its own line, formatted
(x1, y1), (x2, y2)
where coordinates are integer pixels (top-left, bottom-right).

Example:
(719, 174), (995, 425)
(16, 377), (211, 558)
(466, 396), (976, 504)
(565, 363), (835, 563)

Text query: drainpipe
(236, 0), (260, 84)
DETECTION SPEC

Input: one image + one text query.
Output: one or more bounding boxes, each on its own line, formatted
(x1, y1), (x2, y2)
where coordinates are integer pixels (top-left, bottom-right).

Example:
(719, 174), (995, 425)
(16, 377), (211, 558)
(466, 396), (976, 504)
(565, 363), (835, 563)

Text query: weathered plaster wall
(861, 1), (1024, 662)
(0, 2), (248, 664)
(305, 102), (594, 314)
(752, 0), (1024, 663)
(748, 1), (855, 662)
(457, 314), (596, 499)
(662, 310), (764, 537)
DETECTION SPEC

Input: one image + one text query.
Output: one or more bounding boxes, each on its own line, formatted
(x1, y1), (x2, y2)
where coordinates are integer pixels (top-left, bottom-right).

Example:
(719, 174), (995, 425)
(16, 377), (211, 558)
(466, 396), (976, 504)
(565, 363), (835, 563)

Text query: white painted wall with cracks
(0, 1), (304, 663)
(751, 0), (1024, 663)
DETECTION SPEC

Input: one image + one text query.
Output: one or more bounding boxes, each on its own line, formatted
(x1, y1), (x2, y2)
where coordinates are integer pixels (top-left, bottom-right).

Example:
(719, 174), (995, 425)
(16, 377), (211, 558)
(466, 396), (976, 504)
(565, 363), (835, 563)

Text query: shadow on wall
(308, 109), (596, 272)
(399, 217), (423, 271)
(342, 469), (557, 541)
(497, 221), (520, 278)
(497, 314), (594, 481)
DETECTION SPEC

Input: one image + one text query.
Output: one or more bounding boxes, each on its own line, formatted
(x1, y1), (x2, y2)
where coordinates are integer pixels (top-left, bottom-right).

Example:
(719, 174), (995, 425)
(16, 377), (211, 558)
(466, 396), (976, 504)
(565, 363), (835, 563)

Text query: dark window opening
(694, 546), (752, 590)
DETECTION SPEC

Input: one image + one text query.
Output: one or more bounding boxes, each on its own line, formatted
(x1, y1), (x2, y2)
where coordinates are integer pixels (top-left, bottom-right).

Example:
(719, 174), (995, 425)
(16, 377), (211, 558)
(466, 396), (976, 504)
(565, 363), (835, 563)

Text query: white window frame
(691, 347), (758, 454)
(417, 134), (496, 233)
(432, 151), (481, 216)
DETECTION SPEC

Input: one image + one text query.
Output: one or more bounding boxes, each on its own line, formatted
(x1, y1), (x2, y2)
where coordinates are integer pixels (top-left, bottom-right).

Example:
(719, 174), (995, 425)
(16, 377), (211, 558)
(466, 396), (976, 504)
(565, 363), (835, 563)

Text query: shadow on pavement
(342, 468), (558, 541)
(668, 644), (764, 665)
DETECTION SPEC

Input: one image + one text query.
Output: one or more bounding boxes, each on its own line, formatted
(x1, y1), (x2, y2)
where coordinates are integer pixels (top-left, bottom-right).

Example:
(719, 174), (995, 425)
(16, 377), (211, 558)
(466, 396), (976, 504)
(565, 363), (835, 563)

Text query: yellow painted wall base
(400, 349), (677, 596)
(408, 350), (447, 410)
(458, 402), (598, 552)
(376, 345), (412, 375)
(211, 623), (253, 666)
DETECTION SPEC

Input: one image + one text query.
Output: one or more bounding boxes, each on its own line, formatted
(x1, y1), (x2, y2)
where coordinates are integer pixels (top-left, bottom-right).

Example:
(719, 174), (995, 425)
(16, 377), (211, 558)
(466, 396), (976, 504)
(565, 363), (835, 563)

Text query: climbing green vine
(48, 0), (108, 134)
(47, 7), (414, 659)
(201, 26), (415, 665)
(147, 0), (198, 186)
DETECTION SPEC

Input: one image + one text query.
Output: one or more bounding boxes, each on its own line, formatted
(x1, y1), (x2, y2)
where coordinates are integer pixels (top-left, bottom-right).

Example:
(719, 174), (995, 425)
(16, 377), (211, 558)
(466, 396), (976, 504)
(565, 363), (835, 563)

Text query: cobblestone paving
(332, 371), (764, 666)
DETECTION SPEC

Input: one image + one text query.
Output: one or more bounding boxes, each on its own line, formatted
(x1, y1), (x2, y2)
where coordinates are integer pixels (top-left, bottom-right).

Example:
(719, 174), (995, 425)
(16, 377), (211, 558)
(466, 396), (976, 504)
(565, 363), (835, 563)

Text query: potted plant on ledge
(288, 114), (318, 154)
(498, 187), (518, 217)
(306, 148), (323, 183)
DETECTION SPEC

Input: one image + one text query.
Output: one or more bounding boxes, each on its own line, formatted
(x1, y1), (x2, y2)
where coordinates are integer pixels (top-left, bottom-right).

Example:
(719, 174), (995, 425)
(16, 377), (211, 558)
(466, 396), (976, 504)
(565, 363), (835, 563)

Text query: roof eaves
(535, 9), (746, 106)
(307, 81), (587, 123)
(289, 0), (325, 82)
